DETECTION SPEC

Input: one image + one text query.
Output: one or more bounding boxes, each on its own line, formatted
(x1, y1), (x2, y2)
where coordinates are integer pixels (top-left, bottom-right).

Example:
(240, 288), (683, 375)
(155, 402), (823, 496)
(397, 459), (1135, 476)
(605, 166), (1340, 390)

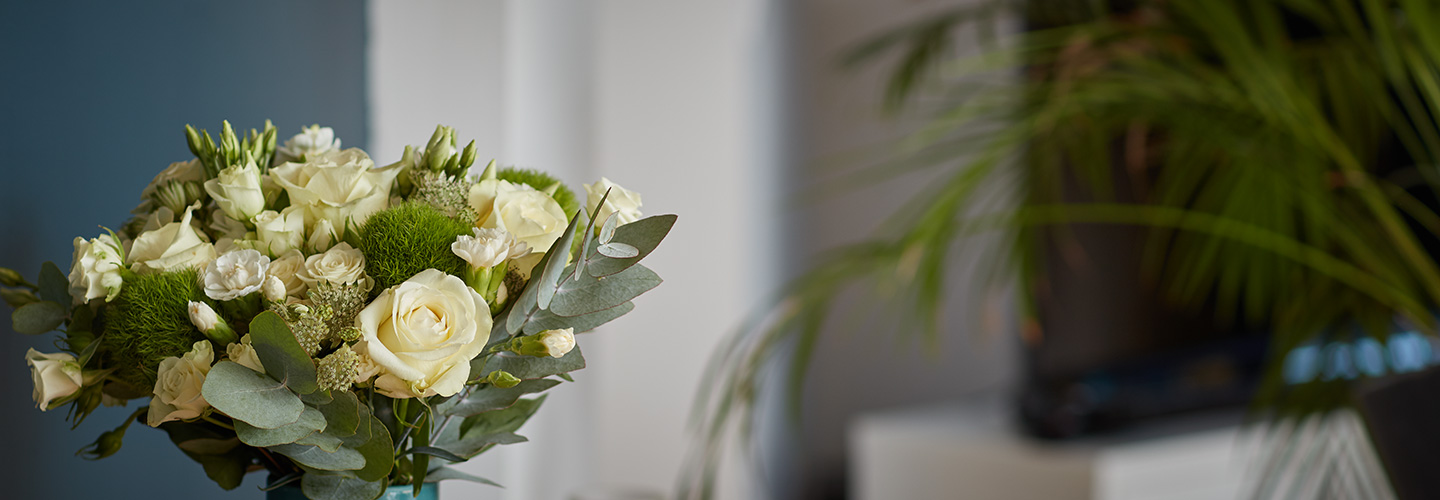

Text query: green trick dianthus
(497, 167), (580, 219)
(99, 269), (209, 391)
(360, 201), (474, 290)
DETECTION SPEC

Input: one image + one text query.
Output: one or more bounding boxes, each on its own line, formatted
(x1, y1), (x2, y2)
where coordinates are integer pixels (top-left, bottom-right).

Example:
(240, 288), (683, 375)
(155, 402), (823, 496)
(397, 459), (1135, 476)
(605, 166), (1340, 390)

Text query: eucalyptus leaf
(38, 261), (70, 305)
(270, 442), (365, 471)
(548, 264), (661, 317)
(471, 348), (585, 383)
(597, 242), (640, 259)
(248, 311), (318, 394)
(317, 390), (362, 438)
(599, 212), (619, 244)
(424, 466), (503, 487)
(582, 214), (676, 277)
(406, 445), (466, 463)
(296, 427), (345, 453)
(521, 301), (634, 336)
(12, 300), (66, 335)
(236, 406), (326, 448)
(201, 361), (305, 429)
(350, 413), (395, 482)
(439, 379), (561, 417)
(437, 432), (528, 460)
(507, 211), (585, 333)
(301, 389), (334, 406)
(301, 469), (385, 500)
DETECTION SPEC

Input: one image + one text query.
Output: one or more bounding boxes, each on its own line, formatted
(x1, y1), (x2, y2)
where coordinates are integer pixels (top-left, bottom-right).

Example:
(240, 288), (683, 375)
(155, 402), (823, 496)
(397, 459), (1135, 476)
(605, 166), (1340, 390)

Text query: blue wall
(0, 1), (367, 497)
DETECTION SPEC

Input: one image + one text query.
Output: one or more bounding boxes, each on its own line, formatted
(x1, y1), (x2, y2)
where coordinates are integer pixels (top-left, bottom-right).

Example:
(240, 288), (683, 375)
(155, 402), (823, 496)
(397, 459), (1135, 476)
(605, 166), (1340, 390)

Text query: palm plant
(685, 0), (1440, 498)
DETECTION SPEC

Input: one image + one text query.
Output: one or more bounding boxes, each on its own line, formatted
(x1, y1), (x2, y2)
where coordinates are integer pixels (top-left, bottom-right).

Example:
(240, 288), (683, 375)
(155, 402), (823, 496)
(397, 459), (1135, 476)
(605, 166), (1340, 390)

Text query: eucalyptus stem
(201, 414), (234, 430)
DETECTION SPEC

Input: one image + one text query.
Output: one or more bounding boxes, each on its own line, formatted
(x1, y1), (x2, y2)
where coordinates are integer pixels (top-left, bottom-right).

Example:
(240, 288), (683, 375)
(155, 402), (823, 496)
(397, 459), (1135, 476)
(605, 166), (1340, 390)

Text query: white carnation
(451, 227), (531, 269)
(203, 249), (271, 301)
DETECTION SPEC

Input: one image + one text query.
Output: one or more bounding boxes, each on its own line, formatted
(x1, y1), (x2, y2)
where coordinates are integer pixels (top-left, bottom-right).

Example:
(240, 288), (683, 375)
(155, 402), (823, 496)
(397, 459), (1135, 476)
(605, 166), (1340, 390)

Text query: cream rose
(468, 180), (568, 254)
(128, 205), (217, 274)
(352, 342), (384, 385)
(203, 249), (271, 301)
(226, 334), (265, 373)
(298, 242), (366, 287)
(147, 340), (214, 426)
(267, 249), (308, 298)
(204, 160), (267, 222)
(584, 177), (643, 226)
(252, 205), (306, 257)
(356, 269), (490, 398)
(276, 125), (342, 163)
(68, 233), (126, 304)
(270, 149), (401, 233)
(26, 349), (83, 411)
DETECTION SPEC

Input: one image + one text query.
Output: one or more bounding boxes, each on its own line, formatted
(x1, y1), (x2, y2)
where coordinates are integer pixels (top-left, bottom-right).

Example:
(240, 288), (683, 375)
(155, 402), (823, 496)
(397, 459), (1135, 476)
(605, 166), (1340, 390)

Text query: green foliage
(11, 301), (66, 335)
(236, 406), (326, 448)
(438, 378), (561, 418)
(202, 361), (305, 429)
(159, 420), (253, 490)
(249, 311), (318, 395)
(359, 202), (474, 290)
(497, 167), (579, 219)
(37, 261), (70, 304)
(99, 269), (208, 391)
(470, 347), (585, 383)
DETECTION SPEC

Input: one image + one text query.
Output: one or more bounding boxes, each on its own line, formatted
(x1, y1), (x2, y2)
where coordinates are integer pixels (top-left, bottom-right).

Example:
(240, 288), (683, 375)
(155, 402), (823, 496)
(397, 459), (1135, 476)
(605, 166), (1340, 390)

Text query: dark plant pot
(1357, 364), (1440, 500)
(266, 483), (438, 500)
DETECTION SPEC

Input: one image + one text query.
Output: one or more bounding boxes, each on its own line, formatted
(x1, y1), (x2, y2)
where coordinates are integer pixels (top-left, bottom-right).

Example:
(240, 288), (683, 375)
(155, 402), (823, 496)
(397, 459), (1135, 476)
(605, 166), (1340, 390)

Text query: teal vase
(266, 483), (438, 500)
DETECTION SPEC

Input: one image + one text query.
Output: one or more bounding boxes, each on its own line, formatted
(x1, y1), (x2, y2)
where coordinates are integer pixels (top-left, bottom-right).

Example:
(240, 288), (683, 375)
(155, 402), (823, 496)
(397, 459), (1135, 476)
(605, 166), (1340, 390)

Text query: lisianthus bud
(26, 349), (83, 411)
(307, 218), (337, 254)
(512, 328), (576, 359)
(0, 288), (39, 308)
(187, 301), (238, 346)
(482, 370), (521, 388)
(0, 267), (26, 287)
(226, 334), (265, 373)
(262, 275), (287, 303)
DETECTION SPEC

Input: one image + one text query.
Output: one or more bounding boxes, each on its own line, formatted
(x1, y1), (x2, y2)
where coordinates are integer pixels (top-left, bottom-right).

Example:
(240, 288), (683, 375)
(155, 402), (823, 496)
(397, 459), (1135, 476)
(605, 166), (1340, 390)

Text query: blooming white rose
(298, 242), (366, 287)
(68, 233), (126, 304)
(252, 205), (306, 257)
(128, 205), (217, 274)
(270, 149), (401, 234)
(147, 341), (214, 426)
(203, 249), (271, 301)
(356, 269), (490, 398)
(204, 160), (267, 222)
(226, 334), (265, 373)
(468, 180), (568, 254)
(276, 125), (342, 163)
(307, 218), (338, 254)
(26, 349), (83, 411)
(585, 177), (643, 226)
(267, 249), (308, 299)
(451, 227), (531, 269)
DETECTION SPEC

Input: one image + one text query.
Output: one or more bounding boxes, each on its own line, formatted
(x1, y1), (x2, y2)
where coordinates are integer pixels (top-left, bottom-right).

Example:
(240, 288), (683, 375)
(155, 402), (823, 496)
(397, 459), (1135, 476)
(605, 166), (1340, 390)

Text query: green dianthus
(360, 202), (474, 290)
(99, 269), (209, 391)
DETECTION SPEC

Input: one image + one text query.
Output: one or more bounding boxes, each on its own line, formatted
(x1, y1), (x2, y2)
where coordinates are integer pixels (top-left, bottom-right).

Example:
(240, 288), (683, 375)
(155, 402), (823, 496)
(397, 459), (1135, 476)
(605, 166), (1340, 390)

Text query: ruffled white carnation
(203, 249), (271, 301)
(68, 233), (126, 304)
(451, 227), (531, 269)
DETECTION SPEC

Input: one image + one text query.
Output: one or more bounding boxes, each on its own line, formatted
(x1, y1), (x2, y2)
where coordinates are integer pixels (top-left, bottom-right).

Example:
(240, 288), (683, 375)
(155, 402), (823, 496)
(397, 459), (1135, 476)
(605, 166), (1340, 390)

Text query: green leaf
(300, 469), (385, 500)
(270, 442), (365, 471)
(12, 300), (66, 335)
(405, 446), (466, 462)
(596, 242), (639, 258)
(351, 413), (395, 482)
(437, 431), (528, 459)
(521, 301), (633, 335)
(248, 311), (319, 394)
(582, 214), (675, 277)
(296, 427), (345, 452)
(158, 421), (250, 491)
(461, 395), (547, 437)
(317, 390), (363, 438)
(548, 264), (661, 317)
(38, 261), (70, 305)
(235, 406), (325, 448)
(471, 347), (585, 383)
(507, 210), (585, 334)
(439, 379), (561, 418)
(424, 466), (502, 487)
(302, 389), (334, 406)
(201, 361), (305, 429)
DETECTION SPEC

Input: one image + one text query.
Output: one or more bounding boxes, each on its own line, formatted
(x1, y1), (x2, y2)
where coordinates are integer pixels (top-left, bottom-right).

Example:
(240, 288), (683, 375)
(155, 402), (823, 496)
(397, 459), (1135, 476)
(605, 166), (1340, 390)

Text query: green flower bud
(510, 328), (576, 359)
(0, 267), (27, 288)
(484, 370), (521, 388)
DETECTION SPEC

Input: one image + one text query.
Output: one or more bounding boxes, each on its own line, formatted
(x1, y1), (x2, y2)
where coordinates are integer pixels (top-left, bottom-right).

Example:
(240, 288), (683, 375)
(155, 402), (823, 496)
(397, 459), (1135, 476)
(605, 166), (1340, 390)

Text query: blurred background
(7, 1), (1440, 499)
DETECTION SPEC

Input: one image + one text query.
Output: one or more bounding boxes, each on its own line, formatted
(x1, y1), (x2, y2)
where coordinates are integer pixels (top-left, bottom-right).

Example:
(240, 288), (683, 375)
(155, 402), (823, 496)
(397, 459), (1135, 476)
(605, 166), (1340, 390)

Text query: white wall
(369, 2), (779, 499)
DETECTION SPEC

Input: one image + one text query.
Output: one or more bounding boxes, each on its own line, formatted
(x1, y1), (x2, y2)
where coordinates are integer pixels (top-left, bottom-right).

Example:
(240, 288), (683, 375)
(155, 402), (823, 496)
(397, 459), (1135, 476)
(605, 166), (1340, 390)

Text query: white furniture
(850, 400), (1254, 500)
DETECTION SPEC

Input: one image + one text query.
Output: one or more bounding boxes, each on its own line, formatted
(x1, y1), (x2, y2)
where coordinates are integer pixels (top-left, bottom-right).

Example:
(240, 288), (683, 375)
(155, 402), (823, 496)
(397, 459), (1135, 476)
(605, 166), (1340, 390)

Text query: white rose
(203, 249), (271, 301)
(352, 342), (384, 385)
(128, 205), (217, 274)
(252, 205), (306, 257)
(468, 180), (568, 254)
(68, 233), (126, 304)
(26, 349), (83, 411)
(298, 242), (366, 287)
(267, 249), (308, 299)
(209, 210), (249, 242)
(307, 218), (338, 254)
(584, 177), (643, 226)
(451, 227), (531, 269)
(147, 341), (214, 426)
(356, 269), (490, 398)
(276, 125), (342, 164)
(204, 160), (267, 222)
(226, 334), (265, 373)
(270, 149), (401, 234)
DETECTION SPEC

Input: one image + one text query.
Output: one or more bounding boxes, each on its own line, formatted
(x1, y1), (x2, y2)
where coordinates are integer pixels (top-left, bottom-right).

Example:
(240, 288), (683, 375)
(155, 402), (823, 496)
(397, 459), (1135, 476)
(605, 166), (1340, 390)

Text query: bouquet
(1, 121), (673, 499)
